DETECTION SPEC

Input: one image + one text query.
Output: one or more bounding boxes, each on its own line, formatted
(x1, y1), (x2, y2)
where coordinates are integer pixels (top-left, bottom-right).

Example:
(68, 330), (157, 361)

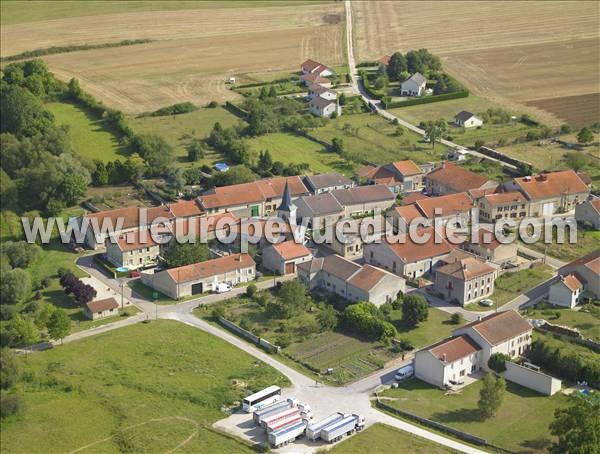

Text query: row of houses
(301, 59), (341, 118)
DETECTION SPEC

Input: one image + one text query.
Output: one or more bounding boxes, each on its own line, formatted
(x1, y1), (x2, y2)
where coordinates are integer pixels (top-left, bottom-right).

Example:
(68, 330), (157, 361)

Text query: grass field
(380, 378), (569, 453)
(490, 265), (554, 306)
(311, 113), (448, 165)
(522, 229), (600, 263)
(351, 1), (599, 127)
(2, 3), (345, 112)
(246, 132), (354, 174)
(523, 305), (600, 342)
(46, 101), (128, 163)
(0, 320), (288, 453)
(197, 297), (456, 385)
(128, 106), (240, 166)
(533, 330), (598, 365)
(329, 423), (455, 453)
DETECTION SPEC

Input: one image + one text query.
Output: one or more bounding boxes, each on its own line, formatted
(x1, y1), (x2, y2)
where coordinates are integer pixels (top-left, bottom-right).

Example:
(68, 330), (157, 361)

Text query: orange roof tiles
(514, 170), (588, 200)
(166, 253), (255, 283)
(484, 191), (527, 205)
(428, 335), (481, 363)
(415, 192), (474, 218)
(347, 265), (388, 292)
(272, 240), (311, 261)
(85, 205), (174, 230)
(393, 205), (424, 224)
(436, 256), (496, 281)
(113, 229), (160, 252)
(402, 192), (430, 205)
(427, 162), (495, 193)
(168, 199), (204, 218)
(561, 274), (583, 292)
(385, 227), (455, 263)
(391, 160), (422, 177)
(86, 297), (119, 312)
(559, 249), (600, 277)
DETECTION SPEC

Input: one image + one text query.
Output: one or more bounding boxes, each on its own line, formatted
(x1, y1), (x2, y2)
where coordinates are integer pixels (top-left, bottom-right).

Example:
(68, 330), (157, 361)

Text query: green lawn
(491, 265), (554, 306)
(0, 210), (23, 242)
(380, 378), (570, 453)
(533, 330), (598, 364)
(128, 106), (241, 167)
(46, 102), (128, 162)
(460, 158), (509, 182)
(523, 304), (600, 341)
(196, 297), (457, 385)
(1, 320), (288, 453)
(522, 229), (600, 262)
(246, 132), (354, 174)
(329, 423), (456, 454)
(310, 113), (448, 165)
(129, 280), (191, 305)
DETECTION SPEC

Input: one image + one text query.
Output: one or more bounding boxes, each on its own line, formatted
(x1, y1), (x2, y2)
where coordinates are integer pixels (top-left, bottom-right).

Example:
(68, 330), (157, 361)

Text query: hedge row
(235, 76), (299, 89)
(224, 101), (249, 119)
(385, 90), (469, 108)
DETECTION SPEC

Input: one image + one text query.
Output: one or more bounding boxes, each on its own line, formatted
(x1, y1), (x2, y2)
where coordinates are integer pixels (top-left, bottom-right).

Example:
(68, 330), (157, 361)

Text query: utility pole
(120, 280), (124, 309)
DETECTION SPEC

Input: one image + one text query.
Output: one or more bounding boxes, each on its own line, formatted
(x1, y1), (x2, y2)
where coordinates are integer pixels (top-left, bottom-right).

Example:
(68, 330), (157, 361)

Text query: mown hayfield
(352, 1), (599, 127)
(1, 320), (289, 453)
(2, 3), (344, 112)
(46, 101), (128, 162)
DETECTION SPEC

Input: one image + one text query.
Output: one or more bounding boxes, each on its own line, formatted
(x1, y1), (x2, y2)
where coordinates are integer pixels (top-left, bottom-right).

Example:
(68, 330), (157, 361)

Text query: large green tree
(478, 372), (506, 418)
(423, 119), (448, 149)
(0, 348), (19, 389)
(1, 268), (31, 305)
(161, 241), (208, 269)
(0, 84), (54, 137)
(47, 309), (71, 344)
(577, 127), (593, 145)
(550, 396), (600, 454)
(386, 52), (407, 81)
(401, 294), (429, 327)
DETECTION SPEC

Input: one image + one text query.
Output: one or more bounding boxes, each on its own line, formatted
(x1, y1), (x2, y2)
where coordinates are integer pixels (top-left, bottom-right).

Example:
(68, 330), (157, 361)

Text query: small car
(479, 298), (494, 307)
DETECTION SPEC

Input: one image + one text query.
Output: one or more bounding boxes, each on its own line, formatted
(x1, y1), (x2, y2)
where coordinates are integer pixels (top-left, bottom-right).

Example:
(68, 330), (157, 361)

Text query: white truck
(253, 398), (297, 425)
(260, 407), (300, 429)
(320, 414), (365, 443)
(268, 420), (308, 448)
(306, 413), (345, 441)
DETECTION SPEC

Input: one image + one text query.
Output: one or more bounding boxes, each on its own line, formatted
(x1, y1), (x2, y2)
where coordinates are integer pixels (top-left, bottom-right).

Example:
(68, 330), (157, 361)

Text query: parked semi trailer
(253, 398), (297, 425)
(260, 407), (301, 429)
(268, 420), (308, 448)
(306, 413), (345, 441)
(266, 412), (304, 433)
(321, 414), (365, 443)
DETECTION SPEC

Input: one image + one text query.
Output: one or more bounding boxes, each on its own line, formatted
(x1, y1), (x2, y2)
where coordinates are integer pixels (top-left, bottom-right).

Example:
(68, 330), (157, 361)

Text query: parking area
(81, 275), (133, 307)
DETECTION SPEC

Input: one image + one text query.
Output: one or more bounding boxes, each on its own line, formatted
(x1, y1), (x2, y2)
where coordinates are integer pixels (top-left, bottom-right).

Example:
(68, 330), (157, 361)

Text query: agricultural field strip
(0, 4), (344, 56)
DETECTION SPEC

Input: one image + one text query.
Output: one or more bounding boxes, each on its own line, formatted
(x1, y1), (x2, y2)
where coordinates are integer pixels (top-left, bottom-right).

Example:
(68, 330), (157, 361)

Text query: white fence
(503, 362), (561, 396)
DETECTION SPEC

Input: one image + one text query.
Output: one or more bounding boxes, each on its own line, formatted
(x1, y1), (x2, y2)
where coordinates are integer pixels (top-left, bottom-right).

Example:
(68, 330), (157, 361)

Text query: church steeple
(277, 180), (296, 223)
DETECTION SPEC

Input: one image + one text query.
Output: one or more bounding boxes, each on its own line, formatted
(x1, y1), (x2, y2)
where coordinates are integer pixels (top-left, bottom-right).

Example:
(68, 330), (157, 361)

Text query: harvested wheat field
(526, 93), (600, 129)
(352, 1), (600, 126)
(2, 2), (344, 112)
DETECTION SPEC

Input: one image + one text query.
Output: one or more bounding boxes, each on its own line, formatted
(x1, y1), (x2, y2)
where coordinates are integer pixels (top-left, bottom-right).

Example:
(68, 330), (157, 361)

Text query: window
(460, 370), (465, 377)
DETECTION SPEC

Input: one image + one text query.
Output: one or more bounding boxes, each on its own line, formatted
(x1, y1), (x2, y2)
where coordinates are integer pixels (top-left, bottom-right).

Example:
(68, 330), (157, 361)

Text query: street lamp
(119, 279), (125, 309)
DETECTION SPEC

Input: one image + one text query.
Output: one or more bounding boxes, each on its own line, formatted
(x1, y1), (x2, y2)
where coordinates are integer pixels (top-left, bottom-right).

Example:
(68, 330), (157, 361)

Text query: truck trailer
(320, 414), (365, 443)
(268, 420), (308, 448)
(253, 398), (297, 425)
(260, 407), (300, 429)
(306, 413), (345, 441)
(266, 412), (303, 433)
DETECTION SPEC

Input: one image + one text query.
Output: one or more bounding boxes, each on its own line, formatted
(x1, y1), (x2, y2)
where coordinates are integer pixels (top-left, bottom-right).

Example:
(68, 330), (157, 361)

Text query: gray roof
(310, 96), (337, 109)
(278, 181), (294, 213)
(331, 185), (395, 206)
(406, 72), (426, 86)
(298, 254), (361, 280)
(297, 193), (344, 216)
(304, 173), (353, 191)
(455, 110), (476, 122)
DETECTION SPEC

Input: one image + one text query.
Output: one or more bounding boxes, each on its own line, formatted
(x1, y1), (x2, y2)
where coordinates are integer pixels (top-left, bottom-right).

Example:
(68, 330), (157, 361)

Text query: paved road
(517, 245), (567, 269)
(343, 1), (516, 171)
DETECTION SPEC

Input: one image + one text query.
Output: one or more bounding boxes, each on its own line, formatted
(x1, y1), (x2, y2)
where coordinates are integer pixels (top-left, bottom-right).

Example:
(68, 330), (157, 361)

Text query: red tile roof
(559, 249), (600, 277)
(384, 227), (455, 263)
(272, 240), (311, 261)
(427, 162), (495, 193)
(460, 310), (532, 346)
(436, 256), (496, 281)
(300, 73), (330, 85)
(483, 191), (527, 205)
(415, 192), (474, 218)
(391, 160), (422, 177)
(113, 229), (160, 252)
(168, 199), (204, 218)
(514, 170), (588, 200)
(86, 297), (119, 313)
(199, 176), (308, 210)
(166, 253), (255, 283)
(302, 59), (322, 72)
(347, 264), (390, 292)
(561, 274), (584, 292)
(393, 204), (423, 224)
(84, 205), (174, 230)
(378, 54), (391, 66)
(402, 192), (430, 205)
(428, 335), (481, 364)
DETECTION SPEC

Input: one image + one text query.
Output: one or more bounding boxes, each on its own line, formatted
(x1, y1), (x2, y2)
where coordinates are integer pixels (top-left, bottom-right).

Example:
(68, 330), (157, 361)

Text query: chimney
(478, 315), (483, 321)
(236, 254), (242, 261)
(443, 353), (447, 362)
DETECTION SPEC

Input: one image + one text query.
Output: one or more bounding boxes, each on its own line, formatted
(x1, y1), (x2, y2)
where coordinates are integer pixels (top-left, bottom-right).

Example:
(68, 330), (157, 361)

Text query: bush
(245, 283), (257, 298)
(450, 313), (462, 325)
(386, 90), (469, 109)
(148, 102), (197, 117)
(0, 393), (24, 418)
(488, 352), (511, 373)
(207, 101), (219, 108)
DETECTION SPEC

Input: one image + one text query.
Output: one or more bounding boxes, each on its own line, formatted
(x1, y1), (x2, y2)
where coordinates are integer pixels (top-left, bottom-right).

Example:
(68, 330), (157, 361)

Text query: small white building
(548, 274), (584, 308)
(400, 72), (426, 97)
(262, 240), (312, 275)
(309, 97), (340, 118)
(454, 111), (483, 128)
(84, 297), (119, 320)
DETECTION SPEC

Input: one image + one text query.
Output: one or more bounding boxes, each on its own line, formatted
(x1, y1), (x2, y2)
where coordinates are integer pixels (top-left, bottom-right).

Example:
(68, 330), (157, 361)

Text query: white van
(394, 364), (414, 381)
(214, 283), (232, 294)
